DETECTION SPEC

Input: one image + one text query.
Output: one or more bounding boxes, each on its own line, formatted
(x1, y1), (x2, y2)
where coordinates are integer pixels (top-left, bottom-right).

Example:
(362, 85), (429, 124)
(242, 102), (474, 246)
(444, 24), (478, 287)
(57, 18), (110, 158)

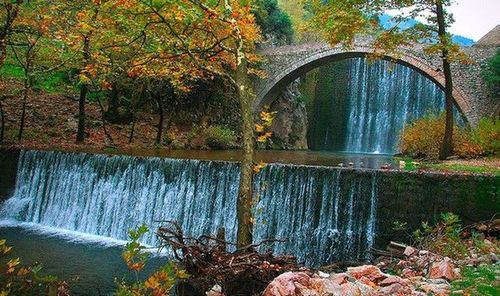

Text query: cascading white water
(344, 58), (445, 154)
(1, 150), (240, 246)
(254, 165), (377, 266)
(1, 150), (378, 266)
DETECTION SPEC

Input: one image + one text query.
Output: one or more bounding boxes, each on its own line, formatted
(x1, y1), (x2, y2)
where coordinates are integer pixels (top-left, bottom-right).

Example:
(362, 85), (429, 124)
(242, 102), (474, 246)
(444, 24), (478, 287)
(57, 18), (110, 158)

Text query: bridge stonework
(254, 39), (499, 125)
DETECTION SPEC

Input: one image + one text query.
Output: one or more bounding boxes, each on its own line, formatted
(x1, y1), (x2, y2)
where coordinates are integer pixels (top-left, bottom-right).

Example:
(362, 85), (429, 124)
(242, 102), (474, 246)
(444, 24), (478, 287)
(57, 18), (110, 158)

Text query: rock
(404, 246), (417, 257)
(206, 284), (224, 296)
(311, 279), (343, 296)
(340, 282), (362, 295)
(420, 279), (451, 296)
(428, 258), (458, 281)
(379, 283), (405, 294)
(262, 272), (311, 296)
(268, 80), (308, 150)
(357, 276), (376, 288)
(401, 268), (418, 278)
(329, 273), (349, 285)
(347, 265), (386, 282)
(317, 271), (329, 278)
(379, 275), (409, 287)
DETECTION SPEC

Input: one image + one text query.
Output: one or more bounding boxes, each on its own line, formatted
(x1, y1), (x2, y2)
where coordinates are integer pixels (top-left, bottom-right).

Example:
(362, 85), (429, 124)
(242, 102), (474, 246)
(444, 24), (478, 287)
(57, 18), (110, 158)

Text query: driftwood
(369, 247), (406, 259)
(156, 221), (306, 296)
(461, 218), (500, 238)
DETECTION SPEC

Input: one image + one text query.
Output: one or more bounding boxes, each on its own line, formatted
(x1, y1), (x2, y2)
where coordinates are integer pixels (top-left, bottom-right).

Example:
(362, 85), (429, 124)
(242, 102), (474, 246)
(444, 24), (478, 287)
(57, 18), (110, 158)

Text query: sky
(447, 0), (500, 41)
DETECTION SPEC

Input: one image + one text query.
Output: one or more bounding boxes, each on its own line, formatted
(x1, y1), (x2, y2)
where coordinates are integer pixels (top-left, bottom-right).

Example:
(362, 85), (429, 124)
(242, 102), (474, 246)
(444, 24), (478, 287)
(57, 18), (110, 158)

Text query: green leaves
(118, 225), (189, 296)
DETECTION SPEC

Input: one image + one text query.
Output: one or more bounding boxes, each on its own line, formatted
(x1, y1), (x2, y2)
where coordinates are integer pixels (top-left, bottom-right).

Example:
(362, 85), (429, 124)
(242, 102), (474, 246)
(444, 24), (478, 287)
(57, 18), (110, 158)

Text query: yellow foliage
(399, 114), (490, 160)
(253, 161), (267, 173)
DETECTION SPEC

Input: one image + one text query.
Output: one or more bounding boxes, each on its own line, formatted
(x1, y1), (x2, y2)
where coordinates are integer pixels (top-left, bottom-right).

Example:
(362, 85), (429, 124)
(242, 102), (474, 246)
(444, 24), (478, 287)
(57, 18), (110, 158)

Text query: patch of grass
(395, 157), (420, 171)
(451, 264), (500, 296)
(33, 71), (74, 93)
(1, 60), (76, 93)
(0, 63), (24, 79)
(396, 156), (500, 176)
(423, 163), (500, 176)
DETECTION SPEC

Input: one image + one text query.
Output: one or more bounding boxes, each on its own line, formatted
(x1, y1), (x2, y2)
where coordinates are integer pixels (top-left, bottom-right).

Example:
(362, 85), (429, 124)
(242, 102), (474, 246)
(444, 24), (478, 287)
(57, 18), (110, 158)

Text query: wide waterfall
(307, 58), (446, 154)
(1, 150), (378, 266)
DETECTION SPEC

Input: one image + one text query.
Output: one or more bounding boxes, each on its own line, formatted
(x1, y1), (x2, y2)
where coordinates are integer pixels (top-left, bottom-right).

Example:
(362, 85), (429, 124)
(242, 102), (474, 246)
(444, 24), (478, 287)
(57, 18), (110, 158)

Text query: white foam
(0, 219), (132, 248)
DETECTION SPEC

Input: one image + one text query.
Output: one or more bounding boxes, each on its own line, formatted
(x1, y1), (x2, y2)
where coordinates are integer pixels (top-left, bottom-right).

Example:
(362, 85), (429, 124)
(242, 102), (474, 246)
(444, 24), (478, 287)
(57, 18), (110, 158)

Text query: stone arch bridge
(254, 39), (499, 125)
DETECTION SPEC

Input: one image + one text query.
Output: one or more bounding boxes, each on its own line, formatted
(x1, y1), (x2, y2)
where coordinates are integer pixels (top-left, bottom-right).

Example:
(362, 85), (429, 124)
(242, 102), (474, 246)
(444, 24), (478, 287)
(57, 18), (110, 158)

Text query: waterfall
(254, 165), (377, 266)
(1, 150), (240, 246)
(344, 58), (445, 154)
(1, 150), (378, 267)
(307, 57), (447, 154)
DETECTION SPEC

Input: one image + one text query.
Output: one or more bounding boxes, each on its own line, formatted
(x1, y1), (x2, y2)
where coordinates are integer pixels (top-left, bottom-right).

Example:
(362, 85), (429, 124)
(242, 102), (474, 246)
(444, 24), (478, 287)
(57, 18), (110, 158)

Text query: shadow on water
(0, 226), (166, 296)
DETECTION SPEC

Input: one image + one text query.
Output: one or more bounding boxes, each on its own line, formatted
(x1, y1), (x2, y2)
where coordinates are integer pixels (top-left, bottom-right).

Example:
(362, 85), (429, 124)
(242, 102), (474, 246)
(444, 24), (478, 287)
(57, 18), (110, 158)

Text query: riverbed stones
(263, 260), (456, 296)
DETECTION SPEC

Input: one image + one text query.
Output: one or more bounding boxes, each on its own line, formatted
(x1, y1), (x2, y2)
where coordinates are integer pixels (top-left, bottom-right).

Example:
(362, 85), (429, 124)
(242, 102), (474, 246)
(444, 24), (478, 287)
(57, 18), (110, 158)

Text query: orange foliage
(399, 114), (488, 160)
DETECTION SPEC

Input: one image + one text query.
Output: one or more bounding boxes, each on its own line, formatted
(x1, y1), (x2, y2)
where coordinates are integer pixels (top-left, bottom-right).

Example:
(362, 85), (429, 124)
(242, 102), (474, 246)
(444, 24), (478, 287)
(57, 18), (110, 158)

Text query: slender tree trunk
(108, 82), (120, 121)
(97, 98), (114, 144)
(0, 99), (5, 144)
(17, 77), (29, 142)
(0, 40), (7, 69)
(128, 118), (135, 144)
(76, 84), (88, 143)
(236, 56), (255, 248)
(76, 36), (91, 144)
(155, 94), (164, 145)
(0, 1), (22, 68)
(436, 0), (454, 160)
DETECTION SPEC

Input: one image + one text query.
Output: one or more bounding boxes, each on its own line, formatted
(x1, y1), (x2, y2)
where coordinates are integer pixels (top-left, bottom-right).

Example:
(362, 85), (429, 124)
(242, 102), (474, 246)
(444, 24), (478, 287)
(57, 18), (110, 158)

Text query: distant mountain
(379, 14), (475, 47)
(452, 35), (475, 46)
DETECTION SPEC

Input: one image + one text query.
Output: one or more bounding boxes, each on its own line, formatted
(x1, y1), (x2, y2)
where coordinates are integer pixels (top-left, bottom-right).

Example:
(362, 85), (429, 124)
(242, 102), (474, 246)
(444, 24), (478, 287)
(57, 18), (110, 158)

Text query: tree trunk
(76, 36), (91, 144)
(436, 0), (454, 160)
(0, 40), (7, 69)
(0, 99), (5, 144)
(76, 83), (88, 143)
(236, 56), (255, 248)
(97, 98), (114, 144)
(107, 82), (120, 121)
(0, 1), (22, 68)
(17, 78), (28, 142)
(128, 118), (136, 144)
(155, 94), (164, 145)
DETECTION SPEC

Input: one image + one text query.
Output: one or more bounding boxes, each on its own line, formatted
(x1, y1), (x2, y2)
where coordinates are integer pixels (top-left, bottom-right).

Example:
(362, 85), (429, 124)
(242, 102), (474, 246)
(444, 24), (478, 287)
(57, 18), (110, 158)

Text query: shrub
(471, 117), (499, 156)
(399, 114), (498, 159)
(116, 225), (188, 296)
(205, 125), (236, 149)
(412, 213), (468, 260)
(454, 128), (484, 159)
(399, 113), (452, 159)
(412, 213), (500, 261)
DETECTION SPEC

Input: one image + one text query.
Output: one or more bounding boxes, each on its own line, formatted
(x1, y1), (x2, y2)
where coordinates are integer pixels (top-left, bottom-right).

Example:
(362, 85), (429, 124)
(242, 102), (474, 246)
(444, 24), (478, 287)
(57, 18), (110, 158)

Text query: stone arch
(254, 47), (473, 122)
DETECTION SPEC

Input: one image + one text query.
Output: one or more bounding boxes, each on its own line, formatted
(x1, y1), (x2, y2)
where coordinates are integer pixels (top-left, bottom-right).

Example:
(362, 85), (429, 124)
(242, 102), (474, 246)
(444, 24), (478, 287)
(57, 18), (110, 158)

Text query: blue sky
(448, 0), (500, 41)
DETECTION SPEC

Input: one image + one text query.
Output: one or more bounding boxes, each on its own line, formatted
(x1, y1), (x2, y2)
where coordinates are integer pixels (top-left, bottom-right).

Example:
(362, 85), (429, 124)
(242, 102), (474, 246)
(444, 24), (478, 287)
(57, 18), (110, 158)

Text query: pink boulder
(379, 275), (409, 287)
(262, 272), (312, 296)
(428, 258), (458, 281)
(347, 265), (386, 282)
